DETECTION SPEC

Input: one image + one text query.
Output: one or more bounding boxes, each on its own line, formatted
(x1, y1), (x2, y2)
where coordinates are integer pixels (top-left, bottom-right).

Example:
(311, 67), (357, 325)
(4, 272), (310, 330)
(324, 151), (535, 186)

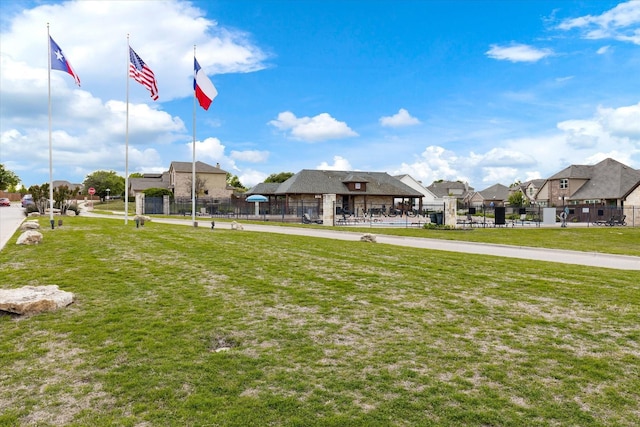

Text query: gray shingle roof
(478, 183), (510, 200)
(273, 170), (423, 197)
(129, 177), (170, 192)
(426, 180), (473, 198)
(569, 158), (640, 200)
(246, 182), (281, 195)
(170, 161), (227, 174)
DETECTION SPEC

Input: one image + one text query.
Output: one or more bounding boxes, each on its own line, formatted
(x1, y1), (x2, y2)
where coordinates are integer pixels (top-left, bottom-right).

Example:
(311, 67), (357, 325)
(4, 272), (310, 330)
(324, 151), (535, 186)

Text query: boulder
(67, 210), (76, 217)
(230, 221), (244, 230)
(0, 285), (74, 315)
(16, 230), (43, 245)
(360, 233), (377, 243)
(20, 220), (40, 230)
(28, 212), (41, 217)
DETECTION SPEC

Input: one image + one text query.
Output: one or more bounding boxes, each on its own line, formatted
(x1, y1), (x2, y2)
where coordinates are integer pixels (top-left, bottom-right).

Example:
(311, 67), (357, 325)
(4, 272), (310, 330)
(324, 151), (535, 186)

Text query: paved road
(2, 210), (639, 270)
(0, 203), (26, 250)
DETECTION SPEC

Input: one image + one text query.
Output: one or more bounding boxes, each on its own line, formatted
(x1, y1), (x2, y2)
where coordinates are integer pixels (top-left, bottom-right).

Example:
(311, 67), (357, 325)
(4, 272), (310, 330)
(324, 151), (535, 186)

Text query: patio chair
(303, 213), (323, 224)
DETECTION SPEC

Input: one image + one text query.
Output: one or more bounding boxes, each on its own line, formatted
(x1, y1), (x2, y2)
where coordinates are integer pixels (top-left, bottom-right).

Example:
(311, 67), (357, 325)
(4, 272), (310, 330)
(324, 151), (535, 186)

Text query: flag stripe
(129, 47), (158, 101)
(194, 57), (217, 111)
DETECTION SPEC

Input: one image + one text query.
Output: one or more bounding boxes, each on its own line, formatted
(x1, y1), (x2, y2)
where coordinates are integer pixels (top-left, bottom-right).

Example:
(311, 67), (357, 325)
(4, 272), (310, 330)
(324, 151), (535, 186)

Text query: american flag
(129, 47), (158, 100)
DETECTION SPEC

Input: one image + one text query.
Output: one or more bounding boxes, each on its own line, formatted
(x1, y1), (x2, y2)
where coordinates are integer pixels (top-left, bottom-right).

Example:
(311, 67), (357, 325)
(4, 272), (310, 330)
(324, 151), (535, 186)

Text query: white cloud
(240, 169), (268, 188)
(268, 111), (358, 142)
(394, 146), (466, 186)
(596, 45), (611, 54)
(557, 1), (640, 45)
(379, 108), (421, 127)
(486, 43), (553, 62)
(597, 103), (640, 139)
(316, 155), (352, 170)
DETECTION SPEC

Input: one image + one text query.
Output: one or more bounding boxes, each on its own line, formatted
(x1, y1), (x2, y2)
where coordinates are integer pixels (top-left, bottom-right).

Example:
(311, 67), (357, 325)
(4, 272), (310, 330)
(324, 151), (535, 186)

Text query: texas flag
(194, 57), (217, 110)
(49, 36), (80, 87)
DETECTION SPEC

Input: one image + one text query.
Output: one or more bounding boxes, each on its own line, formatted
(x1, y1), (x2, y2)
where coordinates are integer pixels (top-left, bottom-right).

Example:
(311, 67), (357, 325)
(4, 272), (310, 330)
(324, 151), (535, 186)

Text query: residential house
(517, 179), (546, 205)
(52, 180), (83, 193)
(128, 161), (232, 199)
(464, 183), (510, 208)
(168, 161), (231, 199)
(536, 158), (640, 207)
(426, 180), (473, 206)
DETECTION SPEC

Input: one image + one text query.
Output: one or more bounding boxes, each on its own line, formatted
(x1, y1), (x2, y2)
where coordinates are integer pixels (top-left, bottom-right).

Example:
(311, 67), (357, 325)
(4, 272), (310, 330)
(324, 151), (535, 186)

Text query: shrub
(23, 204), (39, 216)
(67, 203), (80, 216)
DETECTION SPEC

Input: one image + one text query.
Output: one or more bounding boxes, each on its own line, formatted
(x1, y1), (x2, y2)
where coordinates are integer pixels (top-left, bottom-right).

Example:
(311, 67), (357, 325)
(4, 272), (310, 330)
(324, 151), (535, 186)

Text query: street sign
(88, 187), (96, 195)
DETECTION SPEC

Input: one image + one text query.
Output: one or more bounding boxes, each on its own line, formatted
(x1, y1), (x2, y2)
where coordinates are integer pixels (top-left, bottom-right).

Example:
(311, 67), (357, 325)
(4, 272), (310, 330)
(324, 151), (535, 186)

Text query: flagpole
(125, 34), (130, 225)
(47, 24), (55, 229)
(192, 45), (197, 227)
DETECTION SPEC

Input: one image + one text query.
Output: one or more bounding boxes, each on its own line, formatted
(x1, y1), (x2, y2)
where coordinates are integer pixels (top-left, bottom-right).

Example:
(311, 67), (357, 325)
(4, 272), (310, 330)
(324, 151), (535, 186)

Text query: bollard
(211, 221), (215, 230)
(193, 221), (198, 228)
(140, 218), (145, 227)
(135, 218), (140, 228)
(50, 219), (55, 229)
(58, 219), (63, 227)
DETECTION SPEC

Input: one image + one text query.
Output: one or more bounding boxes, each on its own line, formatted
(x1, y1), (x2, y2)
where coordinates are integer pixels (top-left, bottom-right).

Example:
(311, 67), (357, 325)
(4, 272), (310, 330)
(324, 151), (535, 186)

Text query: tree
(28, 184), (50, 214)
(53, 185), (78, 214)
(129, 172), (144, 178)
(144, 188), (173, 198)
(264, 172), (293, 183)
(185, 174), (207, 196)
(0, 164), (20, 191)
(226, 173), (247, 191)
(83, 170), (125, 199)
(508, 191), (526, 207)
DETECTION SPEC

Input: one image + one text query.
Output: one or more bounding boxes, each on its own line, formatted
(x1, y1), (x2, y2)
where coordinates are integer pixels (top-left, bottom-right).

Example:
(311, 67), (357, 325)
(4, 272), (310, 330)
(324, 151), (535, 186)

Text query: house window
(560, 179), (568, 189)
(355, 183), (361, 190)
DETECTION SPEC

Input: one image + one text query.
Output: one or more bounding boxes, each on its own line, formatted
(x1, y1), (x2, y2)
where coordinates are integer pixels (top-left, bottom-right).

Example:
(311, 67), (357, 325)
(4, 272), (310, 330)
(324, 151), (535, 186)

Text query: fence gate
(144, 196), (163, 214)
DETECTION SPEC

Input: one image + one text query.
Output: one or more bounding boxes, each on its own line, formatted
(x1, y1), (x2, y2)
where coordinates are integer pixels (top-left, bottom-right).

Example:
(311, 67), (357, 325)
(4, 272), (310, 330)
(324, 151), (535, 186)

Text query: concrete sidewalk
(3, 211), (639, 271)
(146, 215), (640, 271)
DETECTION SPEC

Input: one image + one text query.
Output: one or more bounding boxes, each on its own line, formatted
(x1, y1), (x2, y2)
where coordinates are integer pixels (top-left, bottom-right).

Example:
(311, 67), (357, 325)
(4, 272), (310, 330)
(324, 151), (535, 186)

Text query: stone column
(322, 194), (336, 226)
(444, 196), (457, 227)
(163, 195), (170, 215)
(135, 193), (144, 215)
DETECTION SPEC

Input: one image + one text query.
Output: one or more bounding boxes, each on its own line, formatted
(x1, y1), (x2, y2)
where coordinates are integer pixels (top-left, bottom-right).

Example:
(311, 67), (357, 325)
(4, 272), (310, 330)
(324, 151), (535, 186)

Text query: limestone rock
(360, 233), (377, 243)
(0, 285), (74, 315)
(28, 212), (41, 217)
(16, 230), (43, 245)
(20, 220), (40, 230)
(134, 215), (151, 222)
(67, 210), (76, 216)
(230, 221), (244, 230)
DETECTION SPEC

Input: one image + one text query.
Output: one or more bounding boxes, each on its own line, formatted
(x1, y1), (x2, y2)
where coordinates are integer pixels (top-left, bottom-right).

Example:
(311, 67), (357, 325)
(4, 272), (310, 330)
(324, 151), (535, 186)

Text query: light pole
(106, 188), (110, 204)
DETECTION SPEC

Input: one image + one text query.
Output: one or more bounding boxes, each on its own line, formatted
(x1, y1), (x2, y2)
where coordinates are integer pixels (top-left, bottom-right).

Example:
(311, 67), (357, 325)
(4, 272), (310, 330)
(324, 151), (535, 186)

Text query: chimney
(216, 162), (220, 168)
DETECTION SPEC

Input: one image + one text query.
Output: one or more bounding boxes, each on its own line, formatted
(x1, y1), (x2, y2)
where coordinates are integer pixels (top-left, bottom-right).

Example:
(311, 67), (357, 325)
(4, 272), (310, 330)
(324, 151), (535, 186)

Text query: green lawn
(1, 217), (638, 426)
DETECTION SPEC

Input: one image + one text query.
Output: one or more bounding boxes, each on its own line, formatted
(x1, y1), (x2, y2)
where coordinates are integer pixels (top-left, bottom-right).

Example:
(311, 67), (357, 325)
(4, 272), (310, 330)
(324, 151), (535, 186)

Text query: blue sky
(1, 0), (639, 190)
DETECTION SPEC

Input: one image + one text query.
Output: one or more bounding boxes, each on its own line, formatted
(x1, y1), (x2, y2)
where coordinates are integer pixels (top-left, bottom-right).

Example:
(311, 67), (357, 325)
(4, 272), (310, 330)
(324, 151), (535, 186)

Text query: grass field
(1, 216), (638, 426)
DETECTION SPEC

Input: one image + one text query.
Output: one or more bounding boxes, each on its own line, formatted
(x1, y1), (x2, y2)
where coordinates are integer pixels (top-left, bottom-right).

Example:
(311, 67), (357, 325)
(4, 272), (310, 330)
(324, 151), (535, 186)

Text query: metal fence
(458, 204), (637, 227)
(142, 196), (638, 227)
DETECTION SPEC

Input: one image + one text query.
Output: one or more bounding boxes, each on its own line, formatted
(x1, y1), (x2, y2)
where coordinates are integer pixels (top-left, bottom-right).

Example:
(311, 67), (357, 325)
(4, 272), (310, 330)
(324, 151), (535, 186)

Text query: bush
(67, 203), (80, 216)
(144, 188), (173, 198)
(23, 203), (40, 216)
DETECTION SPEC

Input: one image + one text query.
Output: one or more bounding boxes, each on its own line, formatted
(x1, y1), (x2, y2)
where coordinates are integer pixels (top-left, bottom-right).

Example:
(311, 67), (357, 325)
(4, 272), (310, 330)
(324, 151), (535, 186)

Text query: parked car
(21, 195), (34, 207)
(0, 197), (11, 206)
